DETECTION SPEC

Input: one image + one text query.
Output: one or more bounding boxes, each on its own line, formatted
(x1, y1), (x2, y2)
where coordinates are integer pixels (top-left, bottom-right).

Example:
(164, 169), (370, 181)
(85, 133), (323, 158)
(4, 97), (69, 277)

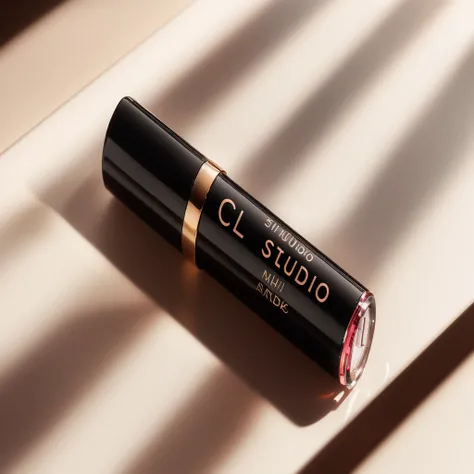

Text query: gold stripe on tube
(182, 160), (224, 266)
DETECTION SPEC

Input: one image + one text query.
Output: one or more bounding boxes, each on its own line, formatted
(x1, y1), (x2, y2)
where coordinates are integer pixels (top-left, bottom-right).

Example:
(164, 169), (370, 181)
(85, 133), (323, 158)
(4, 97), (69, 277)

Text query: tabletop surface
(1, 1), (474, 473)
(0, 0), (191, 152)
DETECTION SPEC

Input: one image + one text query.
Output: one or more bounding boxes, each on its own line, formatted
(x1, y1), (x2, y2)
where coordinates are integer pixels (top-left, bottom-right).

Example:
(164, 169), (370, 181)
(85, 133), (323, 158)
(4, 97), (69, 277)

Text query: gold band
(182, 160), (224, 266)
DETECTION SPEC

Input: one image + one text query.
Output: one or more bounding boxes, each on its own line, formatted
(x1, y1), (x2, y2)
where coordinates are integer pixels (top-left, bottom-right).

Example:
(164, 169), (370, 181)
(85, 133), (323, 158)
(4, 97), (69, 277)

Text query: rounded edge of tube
(339, 291), (376, 388)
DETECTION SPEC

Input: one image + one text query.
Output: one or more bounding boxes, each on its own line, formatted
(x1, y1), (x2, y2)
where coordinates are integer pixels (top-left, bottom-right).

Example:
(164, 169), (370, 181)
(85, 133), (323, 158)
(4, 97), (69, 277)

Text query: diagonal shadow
(39, 172), (345, 426)
(33, 0), (450, 431)
(150, 0), (326, 130)
(26, 3), (461, 462)
(125, 368), (259, 474)
(299, 302), (474, 474)
(0, 205), (50, 269)
(238, 0), (446, 197)
(0, 0), (66, 48)
(318, 47), (474, 284)
(34, 0), (342, 425)
(0, 304), (152, 472)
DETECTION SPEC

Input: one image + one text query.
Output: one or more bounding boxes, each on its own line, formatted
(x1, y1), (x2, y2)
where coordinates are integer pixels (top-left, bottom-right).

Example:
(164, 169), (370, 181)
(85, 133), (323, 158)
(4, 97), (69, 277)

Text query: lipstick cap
(102, 97), (205, 250)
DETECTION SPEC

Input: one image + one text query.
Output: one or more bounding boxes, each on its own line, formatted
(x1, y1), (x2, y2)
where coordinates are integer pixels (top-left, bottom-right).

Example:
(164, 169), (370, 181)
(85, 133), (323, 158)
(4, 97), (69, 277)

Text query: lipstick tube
(102, 97), (376, 387)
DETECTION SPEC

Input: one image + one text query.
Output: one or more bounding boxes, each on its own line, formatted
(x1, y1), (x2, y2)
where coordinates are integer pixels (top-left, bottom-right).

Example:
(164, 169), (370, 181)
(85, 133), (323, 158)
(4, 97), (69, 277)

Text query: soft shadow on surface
(0, 205), (50, 268)
(150, 0), (326, 130)
(319, 48), (474, 284)
(239, 0), (446, 197)
(125, 368), (259, 474)
(40, 172), (345, 426)
(0, 305), (152, 472)
(33, 0), (458, 431)
(33, 0), (346, 428)
(0, 0), (66, 48)
(299, 303), (474, 474)
(27, 2), (464, 465)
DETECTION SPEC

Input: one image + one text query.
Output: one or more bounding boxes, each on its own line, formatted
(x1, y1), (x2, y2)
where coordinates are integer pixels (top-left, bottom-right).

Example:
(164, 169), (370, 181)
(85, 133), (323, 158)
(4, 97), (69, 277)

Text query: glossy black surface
(102, 98), (369, 381)
(197, 175), (365, 377)
(103, 97), (205, 250)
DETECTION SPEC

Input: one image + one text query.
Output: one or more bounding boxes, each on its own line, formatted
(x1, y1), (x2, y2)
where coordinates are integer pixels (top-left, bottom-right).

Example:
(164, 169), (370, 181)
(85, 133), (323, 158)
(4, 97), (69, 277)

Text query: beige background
(1, 1), (474, 473)
(0, 0), (191, 152)
(355, 303), (474, 474)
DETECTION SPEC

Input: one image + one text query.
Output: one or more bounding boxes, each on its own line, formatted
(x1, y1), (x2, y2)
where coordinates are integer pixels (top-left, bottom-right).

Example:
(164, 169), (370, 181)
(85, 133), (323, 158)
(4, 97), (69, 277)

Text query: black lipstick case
(102, 97), (376, 387)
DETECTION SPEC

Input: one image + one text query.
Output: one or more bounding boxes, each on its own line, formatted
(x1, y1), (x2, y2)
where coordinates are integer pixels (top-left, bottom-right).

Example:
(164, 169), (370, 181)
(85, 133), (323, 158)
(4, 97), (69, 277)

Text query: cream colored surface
(355, 323), (474, 474)
(0, 0), (191, 152)
(0, 1), (473, 473)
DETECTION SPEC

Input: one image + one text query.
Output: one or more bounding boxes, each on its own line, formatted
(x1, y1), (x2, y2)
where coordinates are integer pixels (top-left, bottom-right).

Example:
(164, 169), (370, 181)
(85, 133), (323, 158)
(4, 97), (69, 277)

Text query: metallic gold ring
(182, 160), (224, 266)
